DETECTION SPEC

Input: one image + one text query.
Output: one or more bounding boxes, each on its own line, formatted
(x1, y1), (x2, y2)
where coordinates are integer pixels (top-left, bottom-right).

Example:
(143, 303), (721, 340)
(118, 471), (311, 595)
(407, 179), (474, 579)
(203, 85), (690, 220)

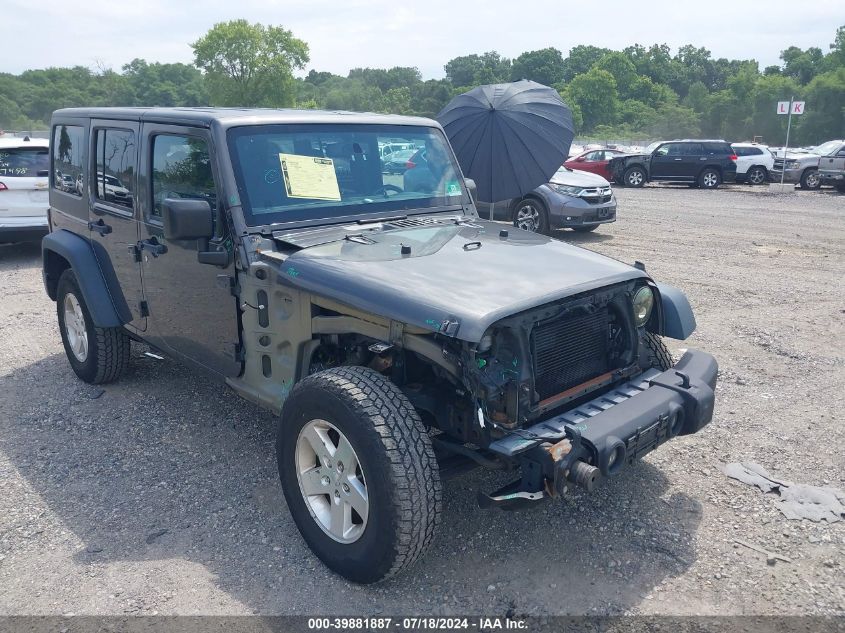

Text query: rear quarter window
(0, 146), (49, 177)
(52, 125), (86, 196)
(704, 143), (732, 155)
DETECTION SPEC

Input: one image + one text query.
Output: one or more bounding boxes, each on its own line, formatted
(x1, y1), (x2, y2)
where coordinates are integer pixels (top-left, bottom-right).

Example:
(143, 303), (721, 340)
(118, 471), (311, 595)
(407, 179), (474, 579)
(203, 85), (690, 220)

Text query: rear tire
(799, 168), (820, 190)
(746, 166), (767, 185)
(277, 366), (441, 583)
(56, 269), (130, 384)
(623, 166), (646, 188)
(642, 332), (674, 371)
(698, 168), (721, 189)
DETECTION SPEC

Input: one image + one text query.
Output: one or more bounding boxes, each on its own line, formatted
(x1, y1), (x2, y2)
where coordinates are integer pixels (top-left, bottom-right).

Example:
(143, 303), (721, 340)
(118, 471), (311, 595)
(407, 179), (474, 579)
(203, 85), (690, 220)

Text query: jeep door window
(0, 146), (49, 178)
(228, 124), (465, 226)
(94, 129), (135, 210)
(151, 135), (217, 222)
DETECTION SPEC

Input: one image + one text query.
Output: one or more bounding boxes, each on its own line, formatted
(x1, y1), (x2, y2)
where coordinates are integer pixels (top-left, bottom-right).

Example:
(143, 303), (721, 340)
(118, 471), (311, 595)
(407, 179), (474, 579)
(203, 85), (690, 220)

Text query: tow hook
(545, 426), (603, 496)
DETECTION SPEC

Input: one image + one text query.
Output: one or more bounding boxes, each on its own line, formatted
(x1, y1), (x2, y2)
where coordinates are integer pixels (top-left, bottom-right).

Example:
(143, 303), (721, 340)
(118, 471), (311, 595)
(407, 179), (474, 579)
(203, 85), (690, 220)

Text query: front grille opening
(531, 307), (610, 401)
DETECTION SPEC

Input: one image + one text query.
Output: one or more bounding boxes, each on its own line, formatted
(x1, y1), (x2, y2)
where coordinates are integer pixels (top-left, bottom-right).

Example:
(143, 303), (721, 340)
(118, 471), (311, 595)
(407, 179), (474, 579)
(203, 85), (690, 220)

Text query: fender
(654, 282), (696, 340)
(42, 230), (131, 327)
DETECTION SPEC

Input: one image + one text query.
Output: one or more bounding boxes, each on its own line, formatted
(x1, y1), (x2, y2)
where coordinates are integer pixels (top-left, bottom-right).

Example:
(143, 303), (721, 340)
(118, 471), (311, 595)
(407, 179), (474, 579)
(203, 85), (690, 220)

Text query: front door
(137, 123), (241, 377)
(88, 120), (146, 330)
(819, 144), (845, 174)
(649, 144), (674, 180)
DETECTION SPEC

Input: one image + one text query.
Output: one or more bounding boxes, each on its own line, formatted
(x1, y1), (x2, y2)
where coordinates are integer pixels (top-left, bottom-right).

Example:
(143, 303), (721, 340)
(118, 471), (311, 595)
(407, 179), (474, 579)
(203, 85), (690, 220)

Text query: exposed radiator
(531, 308), (610, 401)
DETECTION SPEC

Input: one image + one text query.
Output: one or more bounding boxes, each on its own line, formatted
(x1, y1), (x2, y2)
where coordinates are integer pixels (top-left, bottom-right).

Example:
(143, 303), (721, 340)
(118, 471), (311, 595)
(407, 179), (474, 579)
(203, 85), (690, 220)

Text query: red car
(564, 148), (627, 180)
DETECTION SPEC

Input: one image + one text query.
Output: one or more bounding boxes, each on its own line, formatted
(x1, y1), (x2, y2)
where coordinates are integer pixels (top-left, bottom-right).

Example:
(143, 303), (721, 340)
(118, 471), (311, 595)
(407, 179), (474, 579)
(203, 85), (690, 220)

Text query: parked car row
(770, 139), (845, 190)
(576, 137), (845, 192)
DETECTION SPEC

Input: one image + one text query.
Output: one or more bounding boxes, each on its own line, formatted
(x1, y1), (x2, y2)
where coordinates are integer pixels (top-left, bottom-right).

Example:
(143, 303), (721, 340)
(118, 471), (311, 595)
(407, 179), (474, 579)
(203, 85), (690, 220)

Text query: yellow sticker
(279, 153), (341, 201)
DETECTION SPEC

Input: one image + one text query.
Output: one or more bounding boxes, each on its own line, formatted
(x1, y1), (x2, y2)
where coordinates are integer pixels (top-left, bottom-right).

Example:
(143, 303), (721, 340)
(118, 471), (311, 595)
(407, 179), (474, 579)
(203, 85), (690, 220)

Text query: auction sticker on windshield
(279, 153), (341, 201)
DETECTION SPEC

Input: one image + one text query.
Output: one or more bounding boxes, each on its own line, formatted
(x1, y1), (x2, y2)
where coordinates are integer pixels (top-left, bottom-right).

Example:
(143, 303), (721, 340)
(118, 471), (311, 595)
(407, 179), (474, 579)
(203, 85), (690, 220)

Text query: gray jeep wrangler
(43, 108), (717, 583)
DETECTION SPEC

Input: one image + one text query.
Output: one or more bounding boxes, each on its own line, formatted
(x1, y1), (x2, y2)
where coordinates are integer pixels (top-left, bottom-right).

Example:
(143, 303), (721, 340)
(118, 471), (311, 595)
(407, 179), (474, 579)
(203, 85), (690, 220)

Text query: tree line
(1, 20), (843, 146)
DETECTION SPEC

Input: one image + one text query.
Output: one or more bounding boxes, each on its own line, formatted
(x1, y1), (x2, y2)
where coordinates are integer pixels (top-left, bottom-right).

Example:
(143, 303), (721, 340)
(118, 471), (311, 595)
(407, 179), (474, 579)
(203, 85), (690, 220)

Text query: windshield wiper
(357, 215), (407, 225)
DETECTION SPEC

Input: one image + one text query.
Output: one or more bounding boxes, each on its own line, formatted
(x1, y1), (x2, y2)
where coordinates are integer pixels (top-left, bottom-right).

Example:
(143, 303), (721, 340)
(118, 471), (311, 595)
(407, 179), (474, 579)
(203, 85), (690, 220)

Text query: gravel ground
(0, 184), (843, 616)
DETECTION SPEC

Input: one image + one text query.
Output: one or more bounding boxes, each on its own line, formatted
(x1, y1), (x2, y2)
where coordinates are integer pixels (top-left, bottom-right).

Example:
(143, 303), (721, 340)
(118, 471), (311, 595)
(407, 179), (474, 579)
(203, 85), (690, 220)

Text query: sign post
(776, 98), (806, 186)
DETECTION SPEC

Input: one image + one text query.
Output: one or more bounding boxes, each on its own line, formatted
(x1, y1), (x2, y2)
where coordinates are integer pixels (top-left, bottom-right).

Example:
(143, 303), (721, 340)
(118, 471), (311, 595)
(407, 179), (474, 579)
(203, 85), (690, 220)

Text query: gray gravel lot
(0, 184), (843, 616)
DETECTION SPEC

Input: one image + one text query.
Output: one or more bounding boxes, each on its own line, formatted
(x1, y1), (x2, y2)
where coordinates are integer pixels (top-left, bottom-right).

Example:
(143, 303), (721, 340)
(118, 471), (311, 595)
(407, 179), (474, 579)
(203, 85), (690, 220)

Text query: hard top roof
(51, 107), (439, 129)
(0, 136), (49, 148)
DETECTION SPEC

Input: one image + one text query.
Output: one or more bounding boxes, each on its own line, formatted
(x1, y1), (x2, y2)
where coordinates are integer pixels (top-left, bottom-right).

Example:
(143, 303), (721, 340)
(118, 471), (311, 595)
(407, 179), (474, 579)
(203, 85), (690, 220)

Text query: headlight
(632, 286), (654, 327)
(551, 183), (583, 196)
(785, 160), (800, 169)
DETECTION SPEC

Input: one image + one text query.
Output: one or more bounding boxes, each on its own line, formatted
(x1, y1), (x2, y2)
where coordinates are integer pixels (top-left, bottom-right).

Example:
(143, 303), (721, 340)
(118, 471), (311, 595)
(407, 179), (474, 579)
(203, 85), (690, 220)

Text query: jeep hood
(275, 219), (646, 342)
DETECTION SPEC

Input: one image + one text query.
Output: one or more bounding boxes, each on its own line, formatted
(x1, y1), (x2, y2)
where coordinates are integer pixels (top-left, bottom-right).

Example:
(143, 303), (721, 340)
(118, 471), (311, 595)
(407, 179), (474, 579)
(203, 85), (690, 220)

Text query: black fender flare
(654, 283), (696, 340)
(42, 230), (131, 327)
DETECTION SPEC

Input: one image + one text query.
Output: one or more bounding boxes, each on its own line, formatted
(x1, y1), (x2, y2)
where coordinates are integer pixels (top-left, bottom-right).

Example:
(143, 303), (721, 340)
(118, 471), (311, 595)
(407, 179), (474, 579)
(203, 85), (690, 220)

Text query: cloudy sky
(4, 0), (843, 77)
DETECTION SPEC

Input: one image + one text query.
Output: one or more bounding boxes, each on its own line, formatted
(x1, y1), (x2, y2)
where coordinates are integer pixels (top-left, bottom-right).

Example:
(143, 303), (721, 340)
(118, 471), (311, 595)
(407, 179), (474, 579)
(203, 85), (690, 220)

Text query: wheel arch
(42, 229), (131, 327)
(652, 283), (697, 340)
(510, 192), (547, 217)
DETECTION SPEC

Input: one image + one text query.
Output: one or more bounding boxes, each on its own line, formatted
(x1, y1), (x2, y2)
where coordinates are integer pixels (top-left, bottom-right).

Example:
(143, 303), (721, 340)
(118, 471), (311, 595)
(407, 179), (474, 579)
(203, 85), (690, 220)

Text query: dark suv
(42, 107), (718, 583)
(610, 140), (738, 189)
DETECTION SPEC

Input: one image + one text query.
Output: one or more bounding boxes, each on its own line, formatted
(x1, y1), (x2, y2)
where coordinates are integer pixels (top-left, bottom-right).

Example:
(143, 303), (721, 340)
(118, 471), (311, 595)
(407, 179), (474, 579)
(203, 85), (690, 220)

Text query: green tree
(444, 52), (510, 87)
(192, 20), (309, 107)
(780, 46), (825, 85)
(510, 48), (565, 85)
(593, 52), (638, 98)
(796, 68), (845, 143)
(565, 69), (618, 131)
(122, 59), (207, 106)
(562, 45), (612, 82)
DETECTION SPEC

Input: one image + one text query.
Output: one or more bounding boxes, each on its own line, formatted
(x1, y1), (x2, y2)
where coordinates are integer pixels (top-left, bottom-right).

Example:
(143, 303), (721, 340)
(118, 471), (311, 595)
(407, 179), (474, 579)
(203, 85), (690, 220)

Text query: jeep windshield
(228, 124), (466, 226)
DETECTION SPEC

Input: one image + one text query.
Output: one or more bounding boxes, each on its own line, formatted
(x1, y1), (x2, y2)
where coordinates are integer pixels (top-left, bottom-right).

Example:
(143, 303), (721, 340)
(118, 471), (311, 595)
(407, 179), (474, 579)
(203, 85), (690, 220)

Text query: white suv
(0, 136), (50, 242)
(731, 142), (774, 185)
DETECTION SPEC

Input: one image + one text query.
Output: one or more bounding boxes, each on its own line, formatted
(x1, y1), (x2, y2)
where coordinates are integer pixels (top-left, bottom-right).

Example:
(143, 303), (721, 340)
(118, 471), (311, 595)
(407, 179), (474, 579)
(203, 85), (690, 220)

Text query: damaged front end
(431, 281), (718, 510)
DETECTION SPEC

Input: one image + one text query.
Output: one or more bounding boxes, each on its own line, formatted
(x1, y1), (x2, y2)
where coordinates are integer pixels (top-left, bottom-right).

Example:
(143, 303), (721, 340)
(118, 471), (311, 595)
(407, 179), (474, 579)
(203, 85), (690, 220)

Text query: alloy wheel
(295, 419), (368, 544)
(748, 168), (766, 185)
(627, 170), (644, 186)
(63, 293), (89, 362)
(515, 204), (540, 232)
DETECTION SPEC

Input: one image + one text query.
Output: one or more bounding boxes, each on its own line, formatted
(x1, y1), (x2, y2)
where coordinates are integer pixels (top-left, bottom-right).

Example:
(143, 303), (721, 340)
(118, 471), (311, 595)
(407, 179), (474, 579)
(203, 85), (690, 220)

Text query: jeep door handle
(88, 219), (112, 235)
(674, 158), (683, 161)
(137, 239), (168, 257)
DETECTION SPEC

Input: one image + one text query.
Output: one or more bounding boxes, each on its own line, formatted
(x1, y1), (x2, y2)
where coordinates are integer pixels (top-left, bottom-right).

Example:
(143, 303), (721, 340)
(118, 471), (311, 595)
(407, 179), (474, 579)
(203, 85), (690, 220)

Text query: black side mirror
(464, 178), (477, 204)
(162, 199), (214, 240)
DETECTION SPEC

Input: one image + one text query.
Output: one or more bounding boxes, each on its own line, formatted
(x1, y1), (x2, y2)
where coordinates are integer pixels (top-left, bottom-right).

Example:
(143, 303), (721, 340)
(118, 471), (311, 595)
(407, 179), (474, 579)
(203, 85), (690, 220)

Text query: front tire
(277, 366), (441, 583)
(623, 166), (646, 187)
(746, 166), (767, 185)
(800, 168), (820, 190)
(642, 332), (674, 371)
(513, 198), (549, 234)
(56, 269), (130, 384)
(698, 168), (721, 189)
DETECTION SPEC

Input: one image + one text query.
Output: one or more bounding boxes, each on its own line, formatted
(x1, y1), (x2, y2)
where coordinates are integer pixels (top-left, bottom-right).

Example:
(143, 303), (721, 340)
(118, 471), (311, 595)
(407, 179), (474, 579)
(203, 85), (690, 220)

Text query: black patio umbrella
(437, 80), (574, 216)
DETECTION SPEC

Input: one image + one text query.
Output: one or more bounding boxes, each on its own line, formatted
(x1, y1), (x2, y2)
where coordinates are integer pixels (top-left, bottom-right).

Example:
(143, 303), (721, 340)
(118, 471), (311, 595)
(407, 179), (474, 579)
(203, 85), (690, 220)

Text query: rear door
(137, 122), (240, 377)
(88, 120), (146, 330)
(0, 142), (50, 228)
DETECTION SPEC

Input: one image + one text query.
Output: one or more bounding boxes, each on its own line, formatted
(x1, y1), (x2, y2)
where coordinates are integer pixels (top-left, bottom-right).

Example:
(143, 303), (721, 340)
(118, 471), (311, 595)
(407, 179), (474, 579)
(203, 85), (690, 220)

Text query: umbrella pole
(490, 135), (494, 220)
